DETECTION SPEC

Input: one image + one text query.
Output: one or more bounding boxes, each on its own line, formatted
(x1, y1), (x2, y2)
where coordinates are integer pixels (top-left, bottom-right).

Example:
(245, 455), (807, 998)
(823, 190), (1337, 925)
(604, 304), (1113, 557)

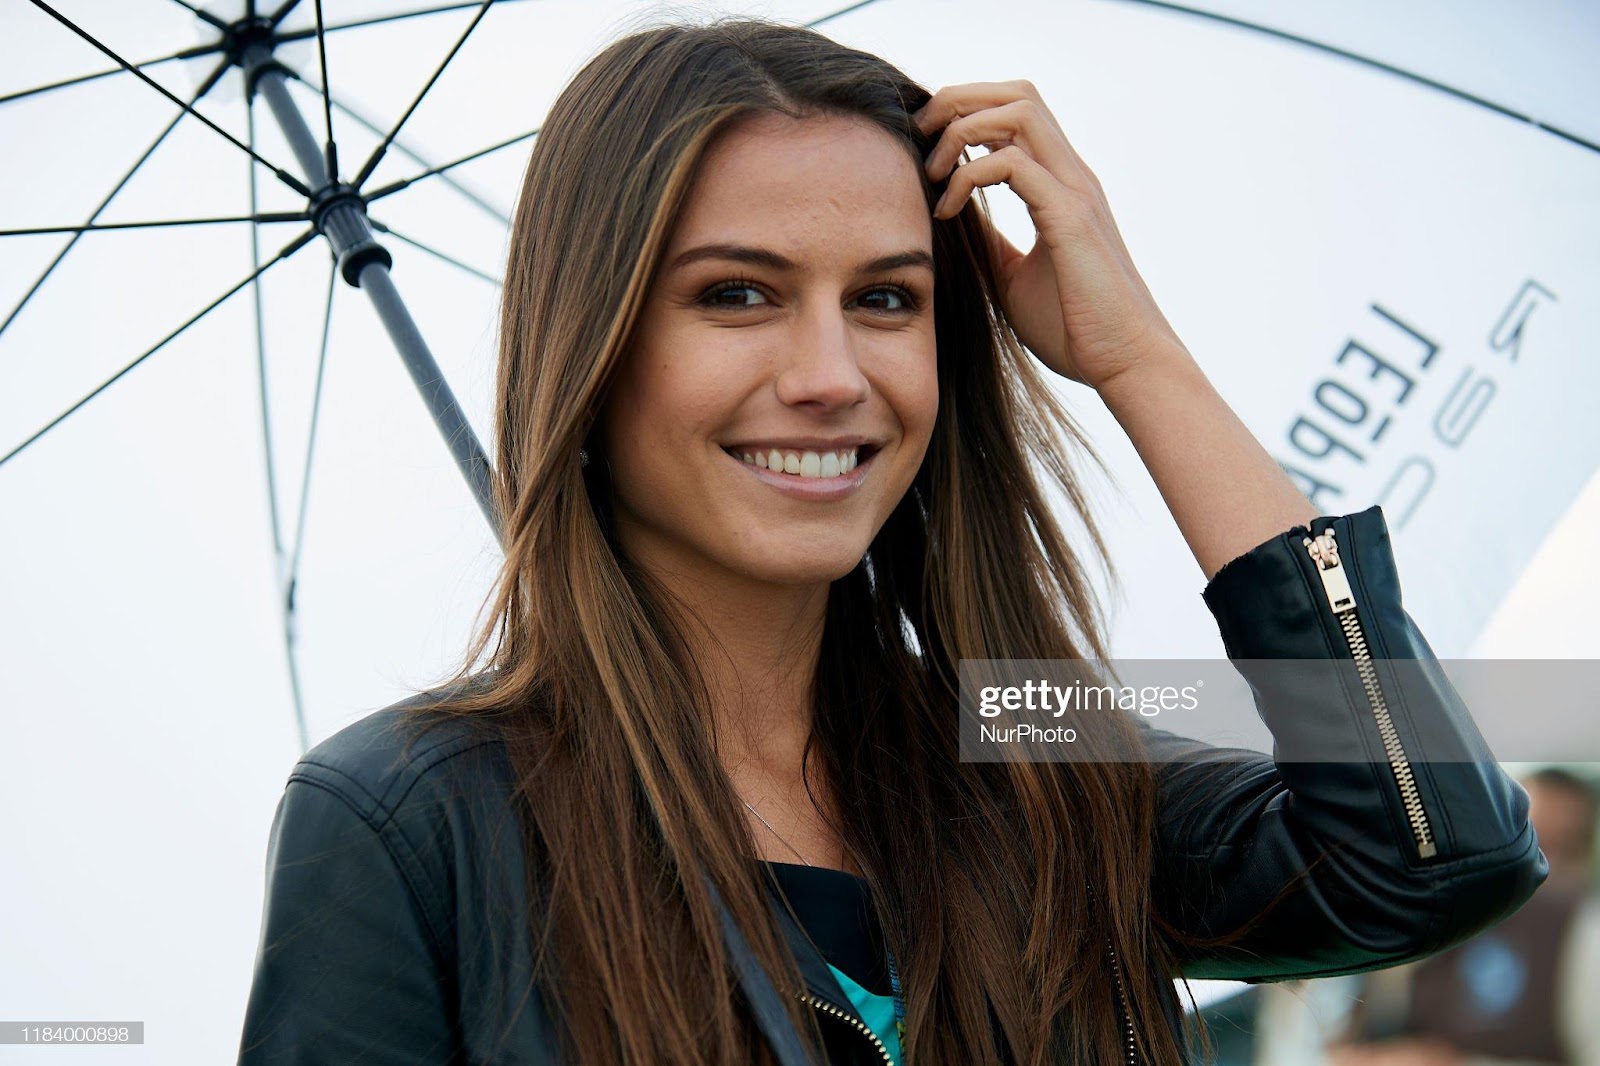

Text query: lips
(720, 442), (877, 498)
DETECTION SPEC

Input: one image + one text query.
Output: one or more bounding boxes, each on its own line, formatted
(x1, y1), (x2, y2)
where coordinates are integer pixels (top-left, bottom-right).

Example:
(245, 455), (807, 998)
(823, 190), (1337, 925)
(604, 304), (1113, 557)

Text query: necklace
(741, 796), (908, 1052)
(740, 797), (814, 867)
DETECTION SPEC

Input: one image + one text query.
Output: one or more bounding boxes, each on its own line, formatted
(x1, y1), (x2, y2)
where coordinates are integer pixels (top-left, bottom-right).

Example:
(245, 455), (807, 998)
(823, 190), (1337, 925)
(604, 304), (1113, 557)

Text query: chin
(730, 548), (866, 588)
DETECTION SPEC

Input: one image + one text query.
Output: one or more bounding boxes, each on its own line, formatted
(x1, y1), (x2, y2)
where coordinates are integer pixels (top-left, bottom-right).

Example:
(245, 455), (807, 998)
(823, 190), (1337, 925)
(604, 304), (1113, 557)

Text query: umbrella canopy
(2, 2), (1596, 1061)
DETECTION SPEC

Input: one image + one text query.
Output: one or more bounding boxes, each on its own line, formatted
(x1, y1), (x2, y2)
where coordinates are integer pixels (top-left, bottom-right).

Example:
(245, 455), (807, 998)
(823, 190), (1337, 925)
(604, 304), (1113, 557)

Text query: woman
(237, 18), (1545, 1066)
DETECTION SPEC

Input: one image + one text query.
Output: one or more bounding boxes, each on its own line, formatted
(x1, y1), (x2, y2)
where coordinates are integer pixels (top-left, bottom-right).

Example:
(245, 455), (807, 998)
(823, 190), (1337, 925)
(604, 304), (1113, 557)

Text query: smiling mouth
(720, 444), (880, 480)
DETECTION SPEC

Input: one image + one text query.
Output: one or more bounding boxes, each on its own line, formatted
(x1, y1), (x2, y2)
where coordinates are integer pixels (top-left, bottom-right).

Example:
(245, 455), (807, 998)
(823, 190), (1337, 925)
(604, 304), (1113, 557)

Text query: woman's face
(600, 111), (938, 589)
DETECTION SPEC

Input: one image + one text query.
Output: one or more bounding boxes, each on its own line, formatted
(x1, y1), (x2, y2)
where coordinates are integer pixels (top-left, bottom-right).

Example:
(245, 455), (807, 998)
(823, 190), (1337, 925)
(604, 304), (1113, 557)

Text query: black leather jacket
(236, 505), (1547, 1064)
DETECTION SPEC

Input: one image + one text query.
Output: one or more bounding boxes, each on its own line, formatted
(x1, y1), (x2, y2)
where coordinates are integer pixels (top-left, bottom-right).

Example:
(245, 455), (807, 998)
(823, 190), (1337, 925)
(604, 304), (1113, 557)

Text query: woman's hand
(916, 81), (1322, 580)
(913, 80), (1188, 393)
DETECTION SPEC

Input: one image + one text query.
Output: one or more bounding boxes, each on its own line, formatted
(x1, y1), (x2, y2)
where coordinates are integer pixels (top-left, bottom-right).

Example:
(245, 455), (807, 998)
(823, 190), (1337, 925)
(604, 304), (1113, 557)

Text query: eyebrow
(668, 242), (934, 276)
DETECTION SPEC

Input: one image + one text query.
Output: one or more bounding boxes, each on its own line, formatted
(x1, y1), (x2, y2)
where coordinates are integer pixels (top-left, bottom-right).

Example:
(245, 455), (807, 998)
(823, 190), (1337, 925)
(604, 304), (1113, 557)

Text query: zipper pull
(1304, 529), (1356, 614)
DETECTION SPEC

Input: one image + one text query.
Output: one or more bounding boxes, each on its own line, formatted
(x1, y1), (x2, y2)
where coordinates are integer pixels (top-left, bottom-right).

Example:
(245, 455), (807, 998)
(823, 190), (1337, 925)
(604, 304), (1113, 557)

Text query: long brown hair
(410, 16), (1200, 1064)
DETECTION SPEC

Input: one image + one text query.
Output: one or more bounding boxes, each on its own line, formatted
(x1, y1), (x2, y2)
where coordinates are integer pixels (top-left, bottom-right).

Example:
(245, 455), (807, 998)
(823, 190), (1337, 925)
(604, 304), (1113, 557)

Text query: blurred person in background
(1324, 767), (1600, 1066)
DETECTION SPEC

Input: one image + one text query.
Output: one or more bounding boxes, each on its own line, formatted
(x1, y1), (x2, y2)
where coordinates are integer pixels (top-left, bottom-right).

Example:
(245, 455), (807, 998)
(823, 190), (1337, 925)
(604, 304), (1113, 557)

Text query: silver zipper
(1303, 527), (1438, 859)
(796, 990), (895, 1065)
(1109, 941), (1136, 1066)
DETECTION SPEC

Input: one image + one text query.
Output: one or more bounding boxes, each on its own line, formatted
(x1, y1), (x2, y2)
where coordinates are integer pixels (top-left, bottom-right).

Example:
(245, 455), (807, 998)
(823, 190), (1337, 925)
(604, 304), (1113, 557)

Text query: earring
(579, 447), (590, 468)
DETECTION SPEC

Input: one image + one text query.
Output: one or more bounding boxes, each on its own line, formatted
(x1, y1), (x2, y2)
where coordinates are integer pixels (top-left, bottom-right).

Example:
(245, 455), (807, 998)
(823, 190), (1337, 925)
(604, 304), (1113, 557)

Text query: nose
(773, 305), (872, 411)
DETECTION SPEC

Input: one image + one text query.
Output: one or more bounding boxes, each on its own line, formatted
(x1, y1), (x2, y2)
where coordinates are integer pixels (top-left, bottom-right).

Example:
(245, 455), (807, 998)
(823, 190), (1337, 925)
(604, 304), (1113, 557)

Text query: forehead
(668, 111), (930, 261)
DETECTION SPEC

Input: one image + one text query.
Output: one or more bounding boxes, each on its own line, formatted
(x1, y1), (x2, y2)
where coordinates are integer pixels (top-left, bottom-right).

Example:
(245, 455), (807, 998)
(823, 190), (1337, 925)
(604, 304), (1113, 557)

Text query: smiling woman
(237, 15), (1546, 1066)
(605, 110), (938, 593)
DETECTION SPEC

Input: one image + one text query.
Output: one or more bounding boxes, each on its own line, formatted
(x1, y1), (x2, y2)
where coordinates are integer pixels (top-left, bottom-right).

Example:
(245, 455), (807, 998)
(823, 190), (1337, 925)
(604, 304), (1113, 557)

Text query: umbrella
(2, 2), (1596, 1061)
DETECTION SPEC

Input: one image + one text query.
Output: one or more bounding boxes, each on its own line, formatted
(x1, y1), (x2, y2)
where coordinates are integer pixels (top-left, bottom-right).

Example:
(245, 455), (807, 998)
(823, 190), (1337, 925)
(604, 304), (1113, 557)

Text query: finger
(918, 87), (1098, 200)
(912, 79), (1041, 135)
(932, 144), (1072, 225)
(924, 99), (1077, 187)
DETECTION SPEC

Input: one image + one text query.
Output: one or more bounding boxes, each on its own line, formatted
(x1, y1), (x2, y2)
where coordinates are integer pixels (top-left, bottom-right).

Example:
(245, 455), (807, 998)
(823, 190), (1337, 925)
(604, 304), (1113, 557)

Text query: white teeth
(733, 446), (863, 478)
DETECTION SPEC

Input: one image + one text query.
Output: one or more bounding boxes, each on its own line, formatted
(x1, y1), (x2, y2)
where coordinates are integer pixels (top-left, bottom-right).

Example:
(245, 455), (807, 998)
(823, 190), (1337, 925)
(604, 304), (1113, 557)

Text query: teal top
(763, 861), (902, 1064)
(827, 962), (903, 1064)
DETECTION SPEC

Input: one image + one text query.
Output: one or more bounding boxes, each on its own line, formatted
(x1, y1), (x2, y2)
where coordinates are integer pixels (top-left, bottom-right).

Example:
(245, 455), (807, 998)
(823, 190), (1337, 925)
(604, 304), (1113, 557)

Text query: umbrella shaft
(239, 42), (503, 543)
(361, 263), (501, 535)
(244, 44), (329, 189)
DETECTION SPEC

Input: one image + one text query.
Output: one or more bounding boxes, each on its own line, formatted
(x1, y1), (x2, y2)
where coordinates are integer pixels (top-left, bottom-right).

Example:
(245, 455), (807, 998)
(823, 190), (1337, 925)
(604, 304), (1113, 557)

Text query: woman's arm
(1087, 302), (1548, 981)
(1095, 346), (1321, 584)
(911, 75), (1545, 983)
(1142, 504), (1547, 981)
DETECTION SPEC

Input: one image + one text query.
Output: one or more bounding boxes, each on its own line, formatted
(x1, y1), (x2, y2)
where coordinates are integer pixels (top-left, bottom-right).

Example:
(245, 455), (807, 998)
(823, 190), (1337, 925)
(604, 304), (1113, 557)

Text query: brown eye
(699, 279), (769, 308)
(856, 285), (917, 313)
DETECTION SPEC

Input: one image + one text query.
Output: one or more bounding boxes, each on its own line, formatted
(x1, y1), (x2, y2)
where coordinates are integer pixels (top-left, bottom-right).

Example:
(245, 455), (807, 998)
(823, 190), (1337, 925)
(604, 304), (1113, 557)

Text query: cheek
(602, 348), (742, 491)
(889, 349), (940, 443)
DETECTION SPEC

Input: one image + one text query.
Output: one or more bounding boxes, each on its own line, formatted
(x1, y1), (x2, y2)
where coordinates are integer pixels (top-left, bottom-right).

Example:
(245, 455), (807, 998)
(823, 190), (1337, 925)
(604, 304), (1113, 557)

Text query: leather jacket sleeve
(236, 760), (459, 1064)
(1143, 504), (1548, 982)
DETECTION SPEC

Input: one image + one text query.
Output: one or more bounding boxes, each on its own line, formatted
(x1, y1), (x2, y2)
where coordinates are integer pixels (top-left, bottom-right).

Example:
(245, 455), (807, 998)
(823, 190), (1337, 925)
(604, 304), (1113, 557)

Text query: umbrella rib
(167, 0), (229, 31)
(311, 0), (339, 181)
(288, 262), (337, 615)
(0, 58), (231, 344)
(1, 214), (309, 238)
(351, 0), (499, 189)
(277, 262), (337, 758)
(268, 0), (303, 28)
(364, 127), (538, 205)
(246, 98), (288, 571)
(805, 0), (887, 27)
(0, 43), (223, 107)
(281, 263), (337, 756)
(1100, 0), (1600, 157)
(0, 228), (317, 472)
(27, 0), (313, 198)
(275, 1), (528, 43)
(369, 219), (500, 286)
(248, 98), (314, 757)
(280, 66), (510, 226)
(355, 0), (884, 206)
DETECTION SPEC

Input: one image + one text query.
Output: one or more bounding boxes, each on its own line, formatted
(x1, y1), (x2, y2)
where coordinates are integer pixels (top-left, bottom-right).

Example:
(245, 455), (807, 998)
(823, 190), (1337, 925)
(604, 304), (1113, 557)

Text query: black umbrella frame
(0, 0), (879, 748)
